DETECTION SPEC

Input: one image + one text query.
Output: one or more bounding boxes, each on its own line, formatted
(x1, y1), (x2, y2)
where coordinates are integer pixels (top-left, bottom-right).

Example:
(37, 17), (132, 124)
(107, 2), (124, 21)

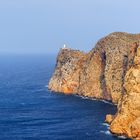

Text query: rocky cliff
(107, 46), (140, 139)
(48, 32), (140, 139)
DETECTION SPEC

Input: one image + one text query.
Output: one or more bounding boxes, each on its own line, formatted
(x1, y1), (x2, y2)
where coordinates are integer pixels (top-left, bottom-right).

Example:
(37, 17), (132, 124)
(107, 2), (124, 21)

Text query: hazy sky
(0, 0), (140, 54)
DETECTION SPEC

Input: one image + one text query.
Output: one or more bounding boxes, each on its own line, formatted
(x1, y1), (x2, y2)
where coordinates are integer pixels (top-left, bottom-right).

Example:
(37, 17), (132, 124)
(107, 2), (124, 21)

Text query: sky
(0, 0), (140, 54)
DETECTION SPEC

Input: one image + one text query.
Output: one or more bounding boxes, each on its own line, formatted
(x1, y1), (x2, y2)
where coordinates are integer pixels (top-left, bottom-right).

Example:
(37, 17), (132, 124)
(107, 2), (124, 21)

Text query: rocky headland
(49, 32), (140, 140)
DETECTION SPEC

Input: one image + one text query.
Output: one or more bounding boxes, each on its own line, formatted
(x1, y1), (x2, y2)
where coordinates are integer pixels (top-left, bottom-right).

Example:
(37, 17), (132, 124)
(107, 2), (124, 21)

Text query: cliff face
(49, 32), (140, 104)
(48, 32), (140, 139)
(108, 46), (140, 139)
(49, 48), (86, 94)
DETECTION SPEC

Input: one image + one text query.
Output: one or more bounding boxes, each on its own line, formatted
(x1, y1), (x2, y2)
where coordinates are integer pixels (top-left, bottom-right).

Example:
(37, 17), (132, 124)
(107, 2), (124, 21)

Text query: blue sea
(0, 55), (129, 140)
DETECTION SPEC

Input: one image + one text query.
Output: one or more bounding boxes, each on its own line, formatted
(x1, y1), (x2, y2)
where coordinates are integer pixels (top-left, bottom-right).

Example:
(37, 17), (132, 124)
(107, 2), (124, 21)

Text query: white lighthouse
(62, 43), (70, 50)
(63, 44), (66, 48)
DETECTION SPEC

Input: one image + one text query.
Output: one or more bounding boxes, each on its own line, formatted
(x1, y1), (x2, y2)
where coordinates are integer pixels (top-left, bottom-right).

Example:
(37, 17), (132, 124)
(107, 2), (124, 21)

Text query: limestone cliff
(108, 46), (140, 140)
(49, 48), (86, 94)
(49, 32), (140, 104)
(48, 32), (140, 139)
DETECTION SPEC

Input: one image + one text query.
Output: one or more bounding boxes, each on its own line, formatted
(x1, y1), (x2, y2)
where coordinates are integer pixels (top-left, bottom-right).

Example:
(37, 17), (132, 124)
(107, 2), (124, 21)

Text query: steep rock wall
(108, 46), (140, 139)
(49, 32), (140, 104)
(48, 32), (140, 139)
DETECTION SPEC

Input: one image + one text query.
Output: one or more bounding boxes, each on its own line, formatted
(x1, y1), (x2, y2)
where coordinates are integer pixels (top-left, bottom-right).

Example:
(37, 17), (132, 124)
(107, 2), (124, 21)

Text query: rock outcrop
(48, 32), (140, 139)
(49, 48), (86, 94)
(49, 32), (140, 103)
(109, 46), (140, 139)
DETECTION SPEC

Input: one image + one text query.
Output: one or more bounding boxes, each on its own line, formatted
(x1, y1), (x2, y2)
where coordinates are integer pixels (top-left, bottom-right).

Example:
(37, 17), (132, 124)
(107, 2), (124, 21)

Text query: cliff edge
(49, 32), (140, 139)
(107, 46), (140, 139)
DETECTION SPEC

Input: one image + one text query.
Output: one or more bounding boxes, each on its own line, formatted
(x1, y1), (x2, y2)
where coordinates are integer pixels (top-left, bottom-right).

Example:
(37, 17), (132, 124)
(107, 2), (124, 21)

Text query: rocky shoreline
(49, 32), (140, 140)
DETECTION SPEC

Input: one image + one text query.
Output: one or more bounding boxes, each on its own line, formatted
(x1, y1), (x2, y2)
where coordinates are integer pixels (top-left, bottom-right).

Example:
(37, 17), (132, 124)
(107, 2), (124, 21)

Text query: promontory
(49, 32), (140, 140)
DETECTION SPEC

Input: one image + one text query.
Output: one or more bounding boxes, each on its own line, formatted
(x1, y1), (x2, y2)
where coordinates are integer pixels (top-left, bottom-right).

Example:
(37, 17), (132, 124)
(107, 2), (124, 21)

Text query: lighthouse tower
(63, 44), (66, 48)
(62, 43), (70, 50)
(62, 44), (68, 50)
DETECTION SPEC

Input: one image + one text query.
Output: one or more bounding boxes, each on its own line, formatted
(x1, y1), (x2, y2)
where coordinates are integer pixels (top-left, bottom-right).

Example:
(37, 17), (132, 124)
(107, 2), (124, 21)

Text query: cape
(49, 32), (140, 140)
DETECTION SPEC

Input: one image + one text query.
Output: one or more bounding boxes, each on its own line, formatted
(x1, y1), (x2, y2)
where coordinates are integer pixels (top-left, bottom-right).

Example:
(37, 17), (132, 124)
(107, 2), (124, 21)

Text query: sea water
(0, 54), (130, 140)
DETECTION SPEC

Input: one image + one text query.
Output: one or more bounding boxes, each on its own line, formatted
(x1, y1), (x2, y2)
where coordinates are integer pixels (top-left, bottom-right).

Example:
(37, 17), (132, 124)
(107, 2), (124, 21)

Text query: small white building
(62, 44), (70, 50)
(63, 44), (66, 48)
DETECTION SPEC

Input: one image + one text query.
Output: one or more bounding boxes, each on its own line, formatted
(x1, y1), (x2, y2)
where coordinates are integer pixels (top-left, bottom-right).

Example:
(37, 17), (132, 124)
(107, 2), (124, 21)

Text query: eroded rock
(48, 32), (140, 139)
(105, 114), (114, 124)
(49, 32), (140, 104)
(109, 46), (140, 139)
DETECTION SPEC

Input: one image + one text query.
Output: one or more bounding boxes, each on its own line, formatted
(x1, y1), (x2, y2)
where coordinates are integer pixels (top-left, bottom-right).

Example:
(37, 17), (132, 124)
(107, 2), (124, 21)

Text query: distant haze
(0, 0), (140, 54)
